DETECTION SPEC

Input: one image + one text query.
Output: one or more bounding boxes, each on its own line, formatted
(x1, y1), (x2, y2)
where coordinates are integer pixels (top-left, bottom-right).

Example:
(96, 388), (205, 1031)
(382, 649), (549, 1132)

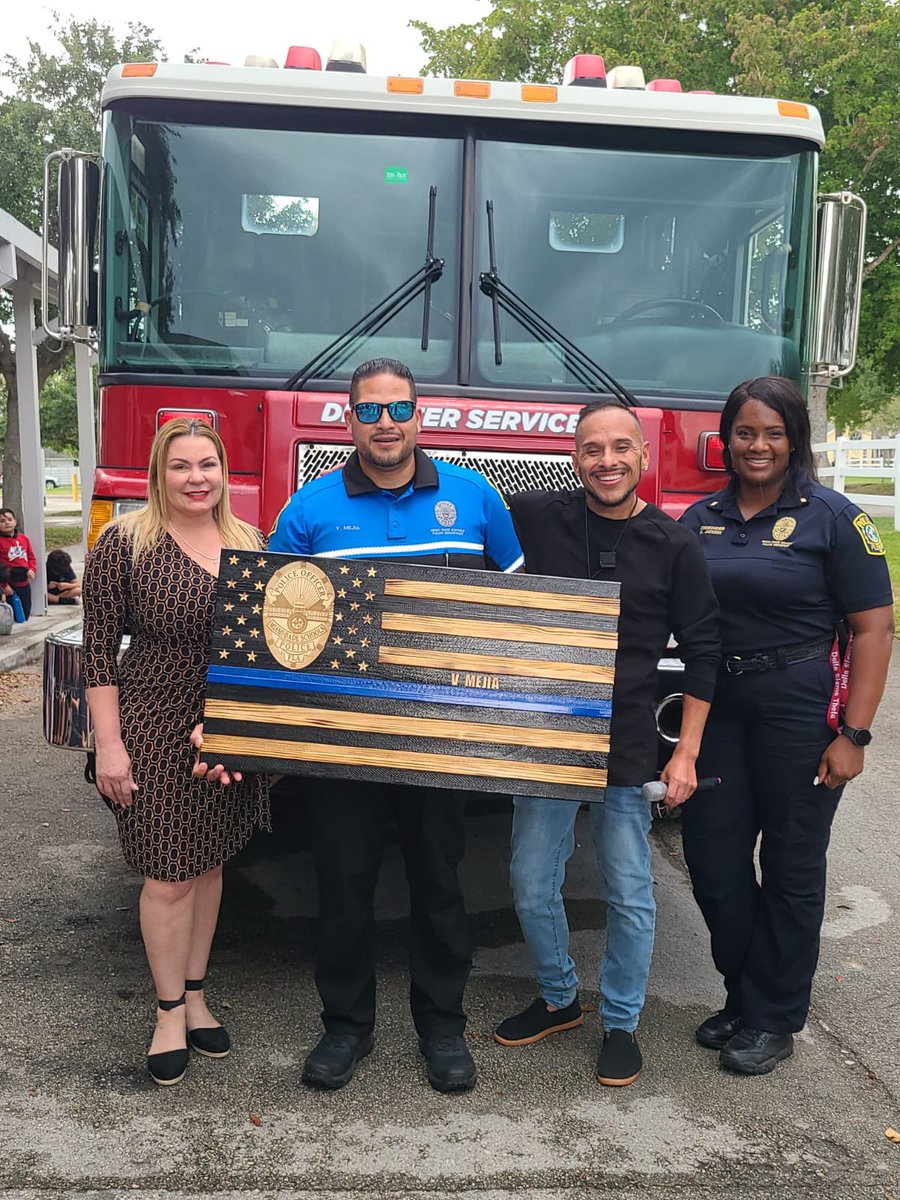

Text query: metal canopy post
(11, 281), (47, 614)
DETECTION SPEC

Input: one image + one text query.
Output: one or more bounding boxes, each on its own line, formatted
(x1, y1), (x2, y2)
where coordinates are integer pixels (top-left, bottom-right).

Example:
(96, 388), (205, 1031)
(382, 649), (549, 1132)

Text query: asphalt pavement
(1, 651), (899, 1199)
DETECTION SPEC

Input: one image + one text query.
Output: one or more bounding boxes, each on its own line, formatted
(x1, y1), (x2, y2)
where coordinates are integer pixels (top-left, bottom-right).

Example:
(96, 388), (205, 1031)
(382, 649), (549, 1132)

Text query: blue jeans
(510, 788), (655, 1032)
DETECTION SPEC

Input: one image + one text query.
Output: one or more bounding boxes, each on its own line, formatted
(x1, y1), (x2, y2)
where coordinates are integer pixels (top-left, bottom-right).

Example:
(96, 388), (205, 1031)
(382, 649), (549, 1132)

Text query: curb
(0, 614), (82, 674)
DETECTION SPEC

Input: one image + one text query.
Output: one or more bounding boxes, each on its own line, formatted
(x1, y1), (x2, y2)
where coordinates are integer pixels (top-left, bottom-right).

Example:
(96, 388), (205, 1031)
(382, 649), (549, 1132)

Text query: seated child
(46, 549), (81, 605)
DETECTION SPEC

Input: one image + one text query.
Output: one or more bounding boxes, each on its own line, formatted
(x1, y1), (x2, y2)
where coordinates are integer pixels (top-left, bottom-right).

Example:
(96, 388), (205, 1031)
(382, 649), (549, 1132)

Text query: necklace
(583, 493), (638, 577)
(168, 524), (221, 563)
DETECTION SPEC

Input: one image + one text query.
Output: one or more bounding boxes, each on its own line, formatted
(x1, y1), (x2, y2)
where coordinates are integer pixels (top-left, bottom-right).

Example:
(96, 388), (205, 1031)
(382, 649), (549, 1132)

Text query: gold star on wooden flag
(333, 636), (343, 645)
(339, 565), (350, 575)
(239, 592), (249, 601)
(358, 661), (369, 672)
(257, 558), (267, 568)
(222, 626), (232, 636)
(363, 614), (374, 624)
(335, 612), (343, 622)
(345, 648), (356, 659)
(250, 629), (259, 638)
(234, 638), (245, 648)
(348, 626), (358, 635)
(237, 616), (246, 625)
(247, 652), (257, 662)
(367, 566), (377, 577)
(251, 604), (261, 614)
(365, 591), (375, 601)
(224, 603), (234, 612)
(229, 555), (239, 565)
(360, 638), (370, 648)
(227, 580), (236, 589)
(337, 588), (347, 599)
(219, 649), (229, 659)
(352, 577), (362, 587)
(330, 659), (340, 669)
(350, 601), (360, 611)
(254, 581), (264, 591)
(241, 568), (251, 578)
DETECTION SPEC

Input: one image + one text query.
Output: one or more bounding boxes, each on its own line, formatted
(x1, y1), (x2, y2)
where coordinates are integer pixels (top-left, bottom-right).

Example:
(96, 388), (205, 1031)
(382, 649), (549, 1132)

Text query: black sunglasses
(351, 400), (417, 424)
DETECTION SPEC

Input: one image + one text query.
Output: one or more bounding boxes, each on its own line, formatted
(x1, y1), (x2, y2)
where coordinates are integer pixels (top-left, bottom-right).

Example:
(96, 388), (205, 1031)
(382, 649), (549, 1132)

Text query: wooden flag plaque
(201, 550), (619, 801)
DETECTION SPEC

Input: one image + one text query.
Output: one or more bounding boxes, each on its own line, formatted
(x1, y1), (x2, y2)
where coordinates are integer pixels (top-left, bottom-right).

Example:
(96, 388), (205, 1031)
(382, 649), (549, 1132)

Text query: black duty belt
(722, 638), (833, 676)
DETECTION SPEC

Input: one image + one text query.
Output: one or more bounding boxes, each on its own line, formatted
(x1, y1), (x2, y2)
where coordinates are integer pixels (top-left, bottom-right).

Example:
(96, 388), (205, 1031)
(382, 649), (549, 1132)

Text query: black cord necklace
(584, 492), (639, 577)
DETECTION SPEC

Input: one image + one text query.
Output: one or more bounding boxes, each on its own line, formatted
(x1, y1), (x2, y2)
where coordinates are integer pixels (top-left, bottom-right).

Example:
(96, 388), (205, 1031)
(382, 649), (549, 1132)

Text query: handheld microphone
(641, 776), (722, 805)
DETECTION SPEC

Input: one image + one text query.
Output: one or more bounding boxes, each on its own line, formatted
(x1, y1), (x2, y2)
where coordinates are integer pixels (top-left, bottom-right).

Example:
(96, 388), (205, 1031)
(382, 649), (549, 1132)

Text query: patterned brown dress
(82, 524), (270, 882)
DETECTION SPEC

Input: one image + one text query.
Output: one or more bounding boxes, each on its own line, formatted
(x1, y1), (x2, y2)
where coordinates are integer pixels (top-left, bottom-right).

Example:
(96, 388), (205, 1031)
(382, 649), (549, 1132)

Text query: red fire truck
(42, 43), (865, 751)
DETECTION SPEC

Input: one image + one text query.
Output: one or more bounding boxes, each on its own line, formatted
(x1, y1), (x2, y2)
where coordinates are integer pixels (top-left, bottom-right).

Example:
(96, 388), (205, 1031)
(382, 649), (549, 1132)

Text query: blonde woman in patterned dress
(83, 418), (269, 1086)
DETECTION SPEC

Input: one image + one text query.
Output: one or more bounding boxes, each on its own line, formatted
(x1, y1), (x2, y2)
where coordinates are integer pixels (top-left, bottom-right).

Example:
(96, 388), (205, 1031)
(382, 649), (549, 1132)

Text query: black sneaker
(494, 997), (584, 1046)
(695, 1010), (742, 1050)
(719, 1028), (793, 1075)
(301, 1031), (374, 1090)
(419, 1034), (477, 1093)
(595, 1029), (642, 1087)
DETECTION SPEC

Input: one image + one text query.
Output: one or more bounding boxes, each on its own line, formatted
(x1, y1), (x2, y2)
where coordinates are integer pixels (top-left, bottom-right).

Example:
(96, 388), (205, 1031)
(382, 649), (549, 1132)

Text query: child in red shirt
(0, 507), (37, 619)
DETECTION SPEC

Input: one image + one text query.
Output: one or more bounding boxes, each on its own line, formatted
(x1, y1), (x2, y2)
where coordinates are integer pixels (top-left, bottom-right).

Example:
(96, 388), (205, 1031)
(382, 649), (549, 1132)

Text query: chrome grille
(296, 444), (577, 494)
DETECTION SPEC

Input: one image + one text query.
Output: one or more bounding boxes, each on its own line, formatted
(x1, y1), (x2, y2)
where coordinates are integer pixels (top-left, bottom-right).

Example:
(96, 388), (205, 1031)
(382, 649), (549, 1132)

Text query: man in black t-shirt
(493, 399), (720, 1087)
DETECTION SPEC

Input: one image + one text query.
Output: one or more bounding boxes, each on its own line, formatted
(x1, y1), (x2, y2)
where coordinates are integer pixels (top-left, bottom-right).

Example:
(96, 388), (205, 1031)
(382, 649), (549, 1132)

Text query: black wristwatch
(840, 724), (873, 747)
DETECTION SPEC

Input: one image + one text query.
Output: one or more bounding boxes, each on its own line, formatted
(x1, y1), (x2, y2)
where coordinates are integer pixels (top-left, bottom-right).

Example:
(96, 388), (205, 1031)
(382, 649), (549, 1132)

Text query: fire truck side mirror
(42, 150), (100, 343)
(810, 191), (866, 382)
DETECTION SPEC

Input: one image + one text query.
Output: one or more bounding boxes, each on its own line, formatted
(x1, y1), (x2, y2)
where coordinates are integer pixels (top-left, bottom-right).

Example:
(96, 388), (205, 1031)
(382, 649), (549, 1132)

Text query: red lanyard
(827, 632), (853, 732)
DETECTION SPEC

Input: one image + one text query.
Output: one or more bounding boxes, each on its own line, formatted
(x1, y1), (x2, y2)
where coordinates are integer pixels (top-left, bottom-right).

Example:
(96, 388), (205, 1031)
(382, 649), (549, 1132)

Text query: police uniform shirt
(509, 489), (720, 787)
(270, 447), (524, 572)
(681, 479), (893, 656)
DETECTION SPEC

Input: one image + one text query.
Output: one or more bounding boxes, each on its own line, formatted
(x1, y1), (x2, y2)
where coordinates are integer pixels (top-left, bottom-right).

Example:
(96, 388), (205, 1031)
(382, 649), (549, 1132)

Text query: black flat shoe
(494, 997), (583, 1046)
(185, 978), (231, 1058)
(301, 1032), (375, 1090)
(695, 1010), (742, 1050)
(719, 1028), (793, 1075)
(148, 994), (188, 1086)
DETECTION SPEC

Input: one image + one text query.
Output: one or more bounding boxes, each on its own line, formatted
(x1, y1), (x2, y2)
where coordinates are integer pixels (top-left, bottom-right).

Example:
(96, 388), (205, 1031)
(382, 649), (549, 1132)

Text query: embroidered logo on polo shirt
(772, 517), (796, 542)
(434, 501), (458, 528)
(852, 513), (885, 556)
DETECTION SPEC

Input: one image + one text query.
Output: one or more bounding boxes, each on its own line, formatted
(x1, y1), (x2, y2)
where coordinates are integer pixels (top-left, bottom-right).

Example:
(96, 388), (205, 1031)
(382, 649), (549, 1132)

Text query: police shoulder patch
(852, 512), (885, 556)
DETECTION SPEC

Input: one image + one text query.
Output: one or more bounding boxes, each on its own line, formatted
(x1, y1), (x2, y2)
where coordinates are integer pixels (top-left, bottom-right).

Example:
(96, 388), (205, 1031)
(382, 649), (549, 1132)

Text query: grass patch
(44, 524), (82, 551)
(846, 477), (893, 496)
(874, 518), (900, 629)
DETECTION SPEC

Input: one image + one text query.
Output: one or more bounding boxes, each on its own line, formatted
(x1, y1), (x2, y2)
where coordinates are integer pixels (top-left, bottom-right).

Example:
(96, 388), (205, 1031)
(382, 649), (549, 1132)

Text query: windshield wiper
(283, 187), (444, 392)
(479, 201), (639, 407)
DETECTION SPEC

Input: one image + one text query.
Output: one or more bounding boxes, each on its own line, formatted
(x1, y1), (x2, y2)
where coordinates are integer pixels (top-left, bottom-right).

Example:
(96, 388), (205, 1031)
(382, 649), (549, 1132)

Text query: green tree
(413, 0), (900, 437)
(0, 18), (169, 520)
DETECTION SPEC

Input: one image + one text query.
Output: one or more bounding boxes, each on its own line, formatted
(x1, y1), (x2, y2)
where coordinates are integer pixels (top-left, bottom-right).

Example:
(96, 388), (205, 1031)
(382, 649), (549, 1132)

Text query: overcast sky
(2, 0), (488, 77)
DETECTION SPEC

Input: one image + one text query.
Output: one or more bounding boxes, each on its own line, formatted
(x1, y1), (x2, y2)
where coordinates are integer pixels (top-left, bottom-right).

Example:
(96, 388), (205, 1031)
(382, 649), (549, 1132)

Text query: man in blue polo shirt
(270, 357), (523, 1094)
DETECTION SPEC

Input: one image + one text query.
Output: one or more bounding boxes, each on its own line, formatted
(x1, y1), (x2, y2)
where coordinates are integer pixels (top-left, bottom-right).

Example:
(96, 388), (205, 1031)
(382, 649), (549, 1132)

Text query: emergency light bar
(563, 54), (607, 87)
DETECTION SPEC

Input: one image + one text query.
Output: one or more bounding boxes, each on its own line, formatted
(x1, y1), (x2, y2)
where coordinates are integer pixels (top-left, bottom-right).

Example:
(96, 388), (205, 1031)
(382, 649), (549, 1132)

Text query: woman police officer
(680, 376), (894, 1075)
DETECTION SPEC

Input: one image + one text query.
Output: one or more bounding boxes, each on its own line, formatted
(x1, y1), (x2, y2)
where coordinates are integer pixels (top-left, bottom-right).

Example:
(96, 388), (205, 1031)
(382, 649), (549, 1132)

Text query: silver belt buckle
(724, 656), (744, 676)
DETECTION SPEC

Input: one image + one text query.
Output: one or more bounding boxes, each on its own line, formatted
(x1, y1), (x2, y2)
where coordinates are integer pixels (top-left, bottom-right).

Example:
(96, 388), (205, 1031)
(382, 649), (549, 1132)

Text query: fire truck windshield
(101, 108), (815, 401)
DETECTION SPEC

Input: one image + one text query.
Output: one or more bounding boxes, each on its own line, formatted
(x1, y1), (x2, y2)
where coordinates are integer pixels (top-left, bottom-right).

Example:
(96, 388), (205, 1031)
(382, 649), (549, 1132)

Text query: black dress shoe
(419, 1035), (477, 1093)
(301, 1032), (374, 1090)
(719, 1027), (794, 1075)
(695, 1010), (742, 1050)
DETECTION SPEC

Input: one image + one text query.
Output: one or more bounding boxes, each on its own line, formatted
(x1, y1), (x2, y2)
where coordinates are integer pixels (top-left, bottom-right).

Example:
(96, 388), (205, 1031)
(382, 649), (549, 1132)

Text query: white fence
(813, 436), (900, 531)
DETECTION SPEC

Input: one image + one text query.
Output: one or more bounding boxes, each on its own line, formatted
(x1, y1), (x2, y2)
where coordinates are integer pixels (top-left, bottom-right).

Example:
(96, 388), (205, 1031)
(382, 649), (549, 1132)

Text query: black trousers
(307, 780), (471, 1038)
(681, 656), (842, 1034)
